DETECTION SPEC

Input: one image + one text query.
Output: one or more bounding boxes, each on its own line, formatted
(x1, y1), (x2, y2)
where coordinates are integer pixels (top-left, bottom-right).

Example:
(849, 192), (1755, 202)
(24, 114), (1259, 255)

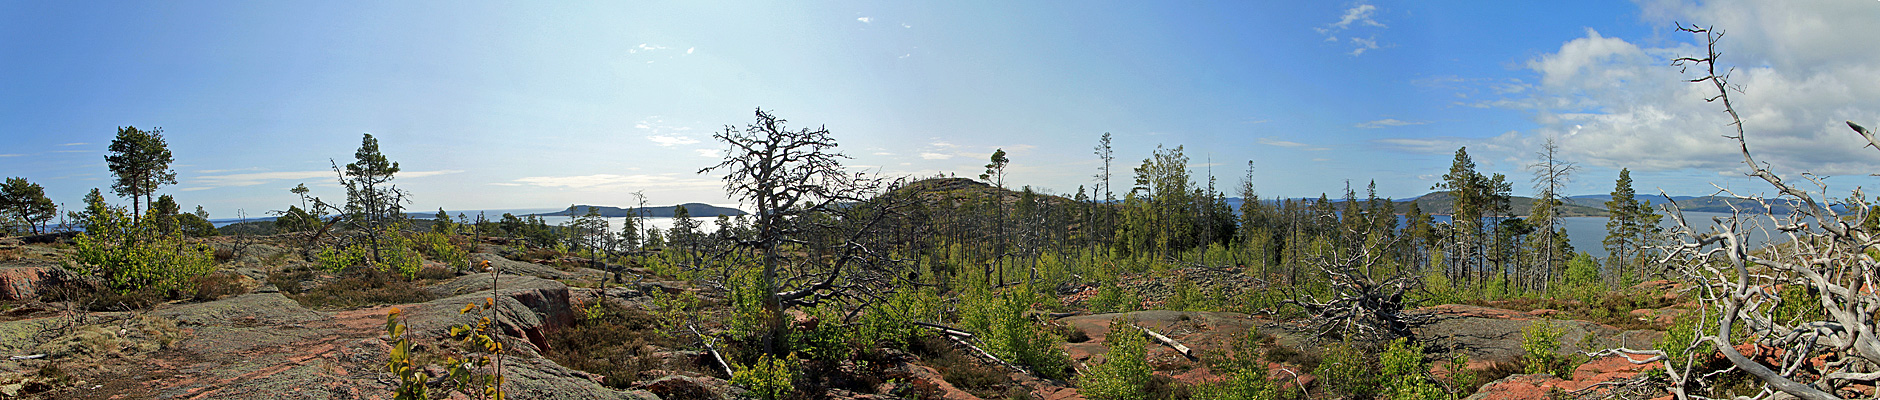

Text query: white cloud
(1348, 36), (1379, 56)
(191, 170), (333, 188)
(1356, 118), (1430, 129)
(857, 17), (872, 23)
(401, 169), (464, 179)
(0, 154), (22, 157)
(1317, 2), (1386, 55)
(511, 174), (720, 190)
(686, 47), (695, 54)
(59, 142), (87, 146)
(649, 135), (700, 146)
(1329, 4), (1383, 30)
(694, 149), (720, 158)
(1459, 3), (1880, 176)
(1313, 158), (1332, 162)
(1257, 137), (1309, 147)
(919, 152), (954, 160)
(901, 23), (912, 28)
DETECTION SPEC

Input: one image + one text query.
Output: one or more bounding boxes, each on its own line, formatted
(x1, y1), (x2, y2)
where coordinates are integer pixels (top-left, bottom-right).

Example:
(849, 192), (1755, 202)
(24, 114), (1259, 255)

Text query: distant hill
(1565, 194), (1805, 214)
(1393, 192), (1607, 217)
(530, 203), (747, 218)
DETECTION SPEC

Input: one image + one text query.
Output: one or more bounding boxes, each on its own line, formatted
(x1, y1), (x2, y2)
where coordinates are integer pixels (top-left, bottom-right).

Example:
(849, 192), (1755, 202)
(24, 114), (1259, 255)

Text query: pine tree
(0, 177), (57, 234)
(106, 126), (177, 223)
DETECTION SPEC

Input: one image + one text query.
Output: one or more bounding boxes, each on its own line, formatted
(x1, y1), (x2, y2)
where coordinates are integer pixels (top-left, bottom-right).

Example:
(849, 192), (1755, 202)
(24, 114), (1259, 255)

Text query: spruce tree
(1603, 168), (1639, 286)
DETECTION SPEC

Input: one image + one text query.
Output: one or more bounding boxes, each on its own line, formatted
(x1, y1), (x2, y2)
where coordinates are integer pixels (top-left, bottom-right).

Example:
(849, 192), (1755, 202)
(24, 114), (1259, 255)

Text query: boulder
(0, 266), (49, 300)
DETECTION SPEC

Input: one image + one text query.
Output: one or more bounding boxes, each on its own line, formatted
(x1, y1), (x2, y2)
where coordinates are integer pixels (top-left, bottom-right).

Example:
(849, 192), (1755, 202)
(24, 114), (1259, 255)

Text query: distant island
(529, 203), (749, 218)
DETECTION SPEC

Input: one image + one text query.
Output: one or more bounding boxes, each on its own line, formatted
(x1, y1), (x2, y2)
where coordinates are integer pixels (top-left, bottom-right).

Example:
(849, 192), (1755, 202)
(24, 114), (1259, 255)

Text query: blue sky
(4, 1), (1878, 217)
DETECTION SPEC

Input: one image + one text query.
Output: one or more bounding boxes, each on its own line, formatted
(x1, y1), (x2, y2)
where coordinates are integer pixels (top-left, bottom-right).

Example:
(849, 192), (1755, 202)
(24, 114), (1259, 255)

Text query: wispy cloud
(191, 170), (333, 188)
(856, 17), (872, 23)
(649, 135), (700, 146)
(1356, 118), (1430, 129)
(0, 154), (22, 158)
(1316, 2), (1387, 56)
(1348, 36), (1379, 56)
(694, 149), (720, 158)
(919, 152), (953, 160)
(1257, 137), (1309, 147)
(686, 47), (695, 55)
(60, 142), (88, 146)
(628, 43), (667, 54)
(1243, 118), (1271, 124)
(511, 174), (720, 190)
(401, 169), (464, 179)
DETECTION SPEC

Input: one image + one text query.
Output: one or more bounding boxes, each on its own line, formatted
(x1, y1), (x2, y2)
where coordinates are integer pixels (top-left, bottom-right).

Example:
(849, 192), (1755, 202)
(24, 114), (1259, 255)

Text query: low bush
(1081, 318), (1151, 400)
(1312, 342), (1377, 399)
(190, 272), (249, 301)
(271, 266), (438, 310)
(1521, 320), (1573, 378)
(70, 210), (215, 294)
(543, 299), (685, 388)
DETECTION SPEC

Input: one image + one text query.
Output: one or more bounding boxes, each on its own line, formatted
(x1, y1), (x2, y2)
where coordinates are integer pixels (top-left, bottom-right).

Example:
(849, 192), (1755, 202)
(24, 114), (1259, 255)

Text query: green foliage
(648, 288), (701, 340)
(1165, 276), (1225, 312)
(1380, 338), (1447, 400)
(731, 353), (796, 400)
(855, 288), (940, 350)
(0, 177), (58, 234)
(1773, 284), (1822, 324)
(1521, 320), (1570, 377)
(106, 126), (178, 222)
(410, 230), (470, 271)
(958, 285), (1074, 380)
(792, 303), (854, 362)
(70, 208), (215, 293)
(1312, 342), (1377, 399)
(318, 225), (423, 279)
(444, 298), (509, 400)
(1089, 285), (1142, 314)
(384, 308), (428, 400)
(1080, 318), (1152, 400)
(1657, 310), (1713, 370)
(1563, 252), (1600, 301)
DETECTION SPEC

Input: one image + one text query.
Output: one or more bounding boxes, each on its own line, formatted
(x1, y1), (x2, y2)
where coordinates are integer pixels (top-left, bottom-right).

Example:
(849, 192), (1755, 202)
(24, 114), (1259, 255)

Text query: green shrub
(1312, 342), (1377, 398)
(70, 210), (215, 293)
(855, 288), (940, 350)
(959, 285), (1074, 380)
(1380, 337), (1446, 400)
(1193, 330), (1283, 400)
(732, 353), (796, 400)
(410, 231), (470, 271)
(1521, 320), (1571, 378)
(1089, 285), (1141, 314)
(1081, 318), (1151, 400)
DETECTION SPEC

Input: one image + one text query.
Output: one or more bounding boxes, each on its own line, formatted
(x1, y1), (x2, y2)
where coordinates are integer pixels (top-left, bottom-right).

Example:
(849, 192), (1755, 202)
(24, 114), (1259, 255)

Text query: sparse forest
(0, 20), (1873, 400)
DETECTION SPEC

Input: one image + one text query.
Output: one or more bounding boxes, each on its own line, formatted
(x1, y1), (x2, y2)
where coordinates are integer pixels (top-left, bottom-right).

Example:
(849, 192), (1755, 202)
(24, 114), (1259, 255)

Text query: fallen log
(912, 321), (975, 339)
(690, 325), (735, 378)
(1136, 325), (1195, 360)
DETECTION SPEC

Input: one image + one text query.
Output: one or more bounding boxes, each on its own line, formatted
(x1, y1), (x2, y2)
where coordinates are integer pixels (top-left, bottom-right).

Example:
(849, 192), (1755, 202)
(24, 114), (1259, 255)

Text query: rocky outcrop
(1416, 304), (1664, 364)
(0, 266), (49, 300)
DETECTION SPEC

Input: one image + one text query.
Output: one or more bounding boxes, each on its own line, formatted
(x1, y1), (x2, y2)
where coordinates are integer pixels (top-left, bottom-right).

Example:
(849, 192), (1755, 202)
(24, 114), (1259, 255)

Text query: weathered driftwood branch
(940, 331), (1029, 375)
(690, 325), (735, 378)
(912, 321), (976, 339)
(1136, 325), (1195, 360)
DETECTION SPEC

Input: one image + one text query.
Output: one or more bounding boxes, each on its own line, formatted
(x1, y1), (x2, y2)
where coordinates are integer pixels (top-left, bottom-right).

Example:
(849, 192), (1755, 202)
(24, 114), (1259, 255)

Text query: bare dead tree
(1591, 24), (1880, 400)
(700, 108), (919, 356)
